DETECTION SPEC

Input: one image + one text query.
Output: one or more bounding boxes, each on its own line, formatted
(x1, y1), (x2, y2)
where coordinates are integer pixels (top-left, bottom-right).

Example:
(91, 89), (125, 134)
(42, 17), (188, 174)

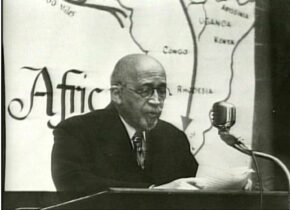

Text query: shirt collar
(119, 115), (136, 140)
(119, 115), (146, 141)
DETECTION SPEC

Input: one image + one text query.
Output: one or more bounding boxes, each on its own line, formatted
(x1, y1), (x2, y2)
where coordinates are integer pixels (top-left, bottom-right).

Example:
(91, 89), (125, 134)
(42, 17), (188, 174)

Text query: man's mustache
(147, 108), (162, 115)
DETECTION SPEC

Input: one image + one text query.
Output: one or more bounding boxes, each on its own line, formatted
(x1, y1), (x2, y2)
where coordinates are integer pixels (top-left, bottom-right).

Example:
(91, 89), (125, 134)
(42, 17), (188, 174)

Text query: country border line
(198, 0), (208, 40)
(216, 0), (255, 6)
(117, 0), (148, 54)
(224, 21), (255, 101)
(236, 0), (255, 6)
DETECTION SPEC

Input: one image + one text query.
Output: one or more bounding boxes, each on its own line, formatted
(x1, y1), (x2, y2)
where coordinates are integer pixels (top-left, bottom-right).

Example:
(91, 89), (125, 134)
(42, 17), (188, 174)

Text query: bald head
(111, 54), (166, 86)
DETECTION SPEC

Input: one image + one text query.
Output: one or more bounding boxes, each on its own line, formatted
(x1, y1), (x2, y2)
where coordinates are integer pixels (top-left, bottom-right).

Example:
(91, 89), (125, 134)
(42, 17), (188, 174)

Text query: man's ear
(111, 86), (122, 104)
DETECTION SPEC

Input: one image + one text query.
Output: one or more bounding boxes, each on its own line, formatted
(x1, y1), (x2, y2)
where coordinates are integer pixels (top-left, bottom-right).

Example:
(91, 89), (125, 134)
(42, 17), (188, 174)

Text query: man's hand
(243, 178), (253, 191)
(153, 178), (204, 190)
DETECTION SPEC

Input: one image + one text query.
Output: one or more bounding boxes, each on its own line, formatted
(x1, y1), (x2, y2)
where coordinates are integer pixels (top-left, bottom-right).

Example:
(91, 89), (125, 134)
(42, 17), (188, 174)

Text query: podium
(4, 188), (288, 210)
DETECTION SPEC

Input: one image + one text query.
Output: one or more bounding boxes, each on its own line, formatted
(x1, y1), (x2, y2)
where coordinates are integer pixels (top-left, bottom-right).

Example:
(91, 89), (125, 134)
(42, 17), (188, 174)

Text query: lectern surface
(3, 189), (288, 210)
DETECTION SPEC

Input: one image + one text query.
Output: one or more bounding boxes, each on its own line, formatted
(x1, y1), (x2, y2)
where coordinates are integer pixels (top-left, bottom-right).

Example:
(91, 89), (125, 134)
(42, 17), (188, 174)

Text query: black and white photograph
(2, 0), (290, 209)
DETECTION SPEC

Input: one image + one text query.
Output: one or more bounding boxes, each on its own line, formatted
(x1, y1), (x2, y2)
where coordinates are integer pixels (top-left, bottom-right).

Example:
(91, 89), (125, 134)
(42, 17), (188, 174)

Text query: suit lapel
(98, 105), (139, 171)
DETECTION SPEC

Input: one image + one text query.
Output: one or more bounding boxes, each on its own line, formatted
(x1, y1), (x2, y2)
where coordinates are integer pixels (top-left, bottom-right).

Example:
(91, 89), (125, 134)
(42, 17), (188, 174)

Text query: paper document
(196, 166), (254, 190)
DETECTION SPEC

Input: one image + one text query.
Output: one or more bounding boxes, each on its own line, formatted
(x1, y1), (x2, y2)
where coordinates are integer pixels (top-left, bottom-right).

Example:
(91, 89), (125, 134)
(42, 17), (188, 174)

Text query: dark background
(270, 0), (290, 189)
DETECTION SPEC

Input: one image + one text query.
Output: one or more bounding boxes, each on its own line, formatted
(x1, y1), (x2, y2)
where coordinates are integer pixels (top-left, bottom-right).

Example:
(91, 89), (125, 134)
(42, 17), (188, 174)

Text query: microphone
(211, 101), (240, 146)
(212, 101), (236, 132)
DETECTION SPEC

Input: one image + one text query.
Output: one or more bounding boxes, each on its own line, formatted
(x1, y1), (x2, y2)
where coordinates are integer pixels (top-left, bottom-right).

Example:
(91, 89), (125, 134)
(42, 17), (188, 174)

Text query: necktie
(132, 131), (146, 169)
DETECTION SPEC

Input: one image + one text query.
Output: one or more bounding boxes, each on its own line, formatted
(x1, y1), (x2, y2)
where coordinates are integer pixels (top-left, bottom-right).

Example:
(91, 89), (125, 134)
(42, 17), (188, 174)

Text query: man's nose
(148, 89), (161, 105)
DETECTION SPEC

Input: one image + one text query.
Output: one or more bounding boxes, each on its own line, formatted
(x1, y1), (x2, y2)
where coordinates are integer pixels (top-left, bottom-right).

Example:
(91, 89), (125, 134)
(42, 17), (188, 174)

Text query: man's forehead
(126, 60), (164, 78)
(136, 69), (166, 80)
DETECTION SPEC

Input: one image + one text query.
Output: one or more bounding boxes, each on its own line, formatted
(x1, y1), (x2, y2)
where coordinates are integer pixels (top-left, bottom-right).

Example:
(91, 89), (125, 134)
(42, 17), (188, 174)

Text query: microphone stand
(219, 130), (290, 210)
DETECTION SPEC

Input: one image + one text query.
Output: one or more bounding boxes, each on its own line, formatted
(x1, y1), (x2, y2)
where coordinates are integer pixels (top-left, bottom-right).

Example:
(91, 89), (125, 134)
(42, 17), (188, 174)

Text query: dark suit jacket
(51, 104), (198, 192)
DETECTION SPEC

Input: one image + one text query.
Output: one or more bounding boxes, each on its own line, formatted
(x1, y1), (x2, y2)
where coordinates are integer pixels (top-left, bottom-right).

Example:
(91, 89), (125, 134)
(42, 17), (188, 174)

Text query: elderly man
(51, 54), (199, 192)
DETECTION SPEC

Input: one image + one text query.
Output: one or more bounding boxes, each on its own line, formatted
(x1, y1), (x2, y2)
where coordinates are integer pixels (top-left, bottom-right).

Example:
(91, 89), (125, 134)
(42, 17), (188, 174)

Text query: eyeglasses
(122, 85), (171, 99)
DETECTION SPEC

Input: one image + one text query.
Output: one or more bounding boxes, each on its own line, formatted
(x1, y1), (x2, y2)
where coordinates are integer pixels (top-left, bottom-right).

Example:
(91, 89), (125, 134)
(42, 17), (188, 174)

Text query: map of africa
(4, 0), (255, 190)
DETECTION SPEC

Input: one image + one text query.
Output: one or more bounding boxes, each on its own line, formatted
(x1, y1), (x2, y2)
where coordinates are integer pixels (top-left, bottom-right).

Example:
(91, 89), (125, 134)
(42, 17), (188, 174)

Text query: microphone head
(212, 101), (236, 131)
